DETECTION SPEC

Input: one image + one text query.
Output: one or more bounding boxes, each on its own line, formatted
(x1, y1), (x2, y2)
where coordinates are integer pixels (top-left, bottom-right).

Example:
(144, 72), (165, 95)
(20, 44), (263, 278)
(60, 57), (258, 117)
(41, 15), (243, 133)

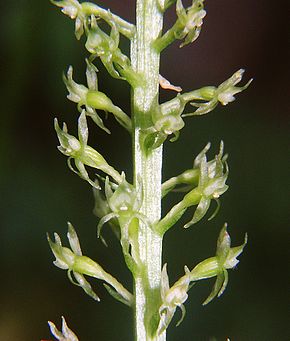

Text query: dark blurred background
(0, 0), (289, 340)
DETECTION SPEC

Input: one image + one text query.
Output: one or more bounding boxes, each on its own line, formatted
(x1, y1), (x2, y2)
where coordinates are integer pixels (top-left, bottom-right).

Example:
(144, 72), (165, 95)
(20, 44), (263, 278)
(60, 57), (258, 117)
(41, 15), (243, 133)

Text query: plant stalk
(131, 0), (166, 340)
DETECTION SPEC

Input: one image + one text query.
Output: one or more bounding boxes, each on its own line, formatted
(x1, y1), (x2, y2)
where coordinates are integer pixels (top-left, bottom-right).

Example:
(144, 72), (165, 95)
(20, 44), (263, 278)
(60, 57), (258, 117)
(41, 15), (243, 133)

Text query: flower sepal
(51, 0), (85, 39)
(48, 316), (79, 341)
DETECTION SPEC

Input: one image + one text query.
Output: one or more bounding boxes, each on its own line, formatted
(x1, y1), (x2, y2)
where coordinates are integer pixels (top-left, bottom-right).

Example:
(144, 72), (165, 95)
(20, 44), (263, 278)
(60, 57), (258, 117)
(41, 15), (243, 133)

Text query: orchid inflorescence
(48, 0), (250, 339)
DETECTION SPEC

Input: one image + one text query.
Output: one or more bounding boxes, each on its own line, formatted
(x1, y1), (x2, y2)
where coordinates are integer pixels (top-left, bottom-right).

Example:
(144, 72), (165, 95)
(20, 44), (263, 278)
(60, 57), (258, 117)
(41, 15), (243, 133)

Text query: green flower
(63, 61), (131, 133)
(153, 0), (206, 52)
(97, 176), (148, 272)
(175, 0), (206, 47)
(190, 224), (247, 304)
(182, 142), (228, 228)
(184, 69), (253, 116)
(47, 222), (103, 300)
(48, 222), (133, 306)
(157, 264), (191, 335)
(157, 224), (247, 333)
(55, 111), (123, 187)
(156, 143), (228, 234)
(162, 142), (227, 197)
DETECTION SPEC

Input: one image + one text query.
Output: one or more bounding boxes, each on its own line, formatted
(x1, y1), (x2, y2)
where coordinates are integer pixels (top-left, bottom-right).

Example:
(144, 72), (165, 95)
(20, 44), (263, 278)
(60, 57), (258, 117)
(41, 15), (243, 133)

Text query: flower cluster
(175, 0), (206, 48)
(181, 142), (228, 228)
(85, 16), (139, 86)
(49, 0), (251, 338)
(162, 142), (227, 197)
(157, 264), (191, 335)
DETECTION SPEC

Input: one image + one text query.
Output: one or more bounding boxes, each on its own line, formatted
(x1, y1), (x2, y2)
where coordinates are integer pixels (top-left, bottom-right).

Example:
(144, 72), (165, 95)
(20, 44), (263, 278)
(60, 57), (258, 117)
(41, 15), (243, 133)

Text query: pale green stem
(131, 1), (166, 340)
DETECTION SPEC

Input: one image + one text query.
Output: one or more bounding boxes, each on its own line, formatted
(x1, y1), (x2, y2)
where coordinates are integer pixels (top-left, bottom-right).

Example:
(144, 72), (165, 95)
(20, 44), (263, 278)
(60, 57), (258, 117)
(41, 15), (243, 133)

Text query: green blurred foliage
(0, 0), (288, 340)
